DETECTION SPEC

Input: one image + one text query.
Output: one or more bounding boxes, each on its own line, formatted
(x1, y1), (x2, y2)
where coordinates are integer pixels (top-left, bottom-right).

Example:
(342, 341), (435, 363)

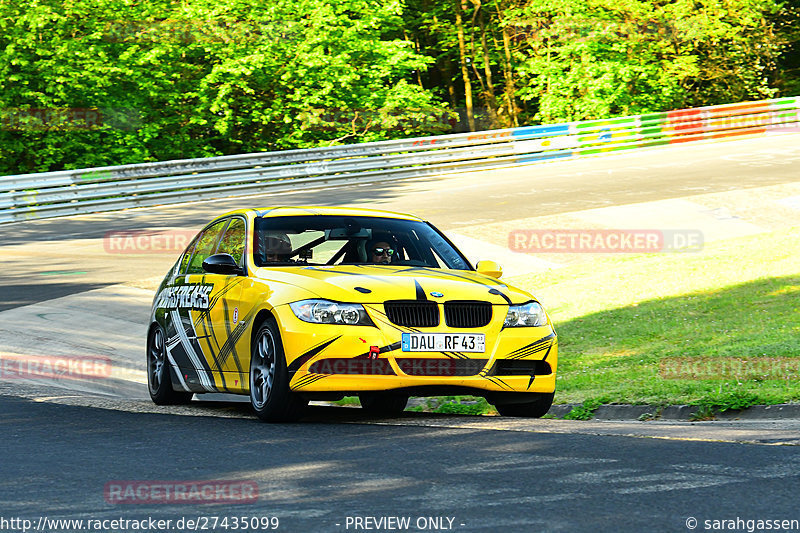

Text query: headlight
(289, 300), (374, 326)
(504, 301), (548, 327)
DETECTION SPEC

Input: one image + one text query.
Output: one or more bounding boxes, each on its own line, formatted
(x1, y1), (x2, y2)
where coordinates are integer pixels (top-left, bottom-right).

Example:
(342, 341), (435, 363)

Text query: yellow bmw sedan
(147, 207), (557, 421)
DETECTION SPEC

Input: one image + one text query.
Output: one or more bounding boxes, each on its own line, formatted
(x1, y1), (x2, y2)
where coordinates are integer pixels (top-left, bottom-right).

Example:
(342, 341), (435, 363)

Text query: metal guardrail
(1, 96), (798, 224)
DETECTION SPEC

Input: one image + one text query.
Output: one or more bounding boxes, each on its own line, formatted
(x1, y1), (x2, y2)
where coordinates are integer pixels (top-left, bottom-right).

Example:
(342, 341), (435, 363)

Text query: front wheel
(249, 320), (307, 422)
(147, 325), (193, 405)
(494, 392), (554, 418)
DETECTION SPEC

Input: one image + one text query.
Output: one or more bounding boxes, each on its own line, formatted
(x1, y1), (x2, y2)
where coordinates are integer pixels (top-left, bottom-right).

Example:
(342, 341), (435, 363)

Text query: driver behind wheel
(367, 235), (400, 264)
(264, 232), (292, 263)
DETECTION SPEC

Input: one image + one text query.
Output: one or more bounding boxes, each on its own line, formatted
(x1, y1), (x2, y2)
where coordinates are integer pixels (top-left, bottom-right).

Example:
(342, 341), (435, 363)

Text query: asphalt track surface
(1, 134), (800, 532)
(4, 394), (800, 533)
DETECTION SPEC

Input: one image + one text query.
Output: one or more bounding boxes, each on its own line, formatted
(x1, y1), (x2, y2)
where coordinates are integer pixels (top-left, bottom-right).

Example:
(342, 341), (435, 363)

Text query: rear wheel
(147, 325), (193, 405)
(494, 392), (554, 418)
(249, 320), (307, 422)
(359, 393), (409, 415)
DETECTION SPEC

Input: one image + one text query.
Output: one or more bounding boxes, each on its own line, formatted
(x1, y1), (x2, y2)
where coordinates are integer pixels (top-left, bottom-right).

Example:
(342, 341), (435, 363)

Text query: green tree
(508, 0), (784, 123)
(1, 0), (798, 175)
(771, 0), (800, 96)
(0, 0), (448, 175)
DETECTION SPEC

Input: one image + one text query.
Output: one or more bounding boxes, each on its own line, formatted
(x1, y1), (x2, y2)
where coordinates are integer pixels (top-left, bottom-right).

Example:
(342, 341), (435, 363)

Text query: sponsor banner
(708, 101), (771, 120)
(653, 104), (788, 142)
(673, 109), (785, 135)
(576, 117), (639, 151)
(0, 354), (112, 380)
(512, 123), (570, 139)
(104, 481), (258, 504)
(508, 229), (704, 253)
(666, 108), (706, 135)
(704, 124), (767, 140)
(517, 151), (573, 164)
(103, 229), (197, 254)
(661, 108), (709, 143)
(660, 357), (800, 380)
(514, 135), (579, 154)
(467, 131), (513, 142)
(638, 112), (669, 138)
(576, 116), (638, 131)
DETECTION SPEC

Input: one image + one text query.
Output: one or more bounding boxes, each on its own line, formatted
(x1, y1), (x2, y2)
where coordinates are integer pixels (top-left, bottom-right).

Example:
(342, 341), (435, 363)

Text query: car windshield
(253, 215), (471, 270)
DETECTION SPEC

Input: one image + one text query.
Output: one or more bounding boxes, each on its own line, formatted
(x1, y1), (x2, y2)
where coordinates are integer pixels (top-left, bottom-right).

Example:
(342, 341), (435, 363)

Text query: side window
(186, 220), (227, 275)
(178, 236), (199, 274)
(216, 218), (246, 266)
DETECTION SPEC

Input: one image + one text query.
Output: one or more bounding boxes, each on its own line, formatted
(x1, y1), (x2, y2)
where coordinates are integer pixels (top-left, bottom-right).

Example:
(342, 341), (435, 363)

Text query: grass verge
(511, 227), (800, 409)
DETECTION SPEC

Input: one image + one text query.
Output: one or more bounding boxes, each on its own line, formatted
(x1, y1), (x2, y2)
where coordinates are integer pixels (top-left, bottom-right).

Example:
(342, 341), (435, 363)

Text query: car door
(161, 218), (239, 393)
(207, 216), (253, 393)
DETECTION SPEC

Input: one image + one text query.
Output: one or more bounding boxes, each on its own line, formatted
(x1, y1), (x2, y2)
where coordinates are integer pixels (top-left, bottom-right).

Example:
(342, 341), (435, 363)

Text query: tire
(147, 325), (193, 405)
(249, 320), (308, 422)
(359, 393), (409, 415)
(494, 392), (554, 418)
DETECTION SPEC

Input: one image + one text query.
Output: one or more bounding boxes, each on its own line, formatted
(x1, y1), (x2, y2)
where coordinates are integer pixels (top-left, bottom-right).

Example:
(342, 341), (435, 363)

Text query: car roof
(218, 206), (423, 222)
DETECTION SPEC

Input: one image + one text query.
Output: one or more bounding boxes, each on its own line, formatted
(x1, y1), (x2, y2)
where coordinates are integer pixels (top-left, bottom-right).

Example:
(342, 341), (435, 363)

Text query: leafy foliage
(510, 0), (783, 122)
(1, 0), (798, 174)
(0, 0), (446, 174)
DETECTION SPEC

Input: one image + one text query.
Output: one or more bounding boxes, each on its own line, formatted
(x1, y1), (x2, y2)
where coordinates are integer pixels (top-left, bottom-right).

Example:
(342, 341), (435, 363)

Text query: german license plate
(401, 333), (485, 353)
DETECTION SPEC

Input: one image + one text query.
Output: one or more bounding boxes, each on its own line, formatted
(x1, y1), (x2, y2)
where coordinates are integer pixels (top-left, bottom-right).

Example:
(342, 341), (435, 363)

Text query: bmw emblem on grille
(430, 291), (444, 298)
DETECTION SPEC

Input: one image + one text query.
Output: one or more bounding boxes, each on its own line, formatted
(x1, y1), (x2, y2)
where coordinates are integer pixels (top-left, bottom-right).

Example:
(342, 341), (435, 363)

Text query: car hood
(251, 265), (534, 305)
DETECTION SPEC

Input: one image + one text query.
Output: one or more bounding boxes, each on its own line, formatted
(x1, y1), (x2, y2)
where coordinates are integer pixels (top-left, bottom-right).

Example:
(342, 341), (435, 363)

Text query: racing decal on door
(212, 300), (259, 391)
(155, 284), (213, 310)
(163, 308), (217, 392)
(155, 281), (237, 393)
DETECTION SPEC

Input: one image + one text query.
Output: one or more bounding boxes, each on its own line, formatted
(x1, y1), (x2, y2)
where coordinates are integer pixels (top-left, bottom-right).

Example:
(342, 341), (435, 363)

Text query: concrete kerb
(548, 403), (800, 421)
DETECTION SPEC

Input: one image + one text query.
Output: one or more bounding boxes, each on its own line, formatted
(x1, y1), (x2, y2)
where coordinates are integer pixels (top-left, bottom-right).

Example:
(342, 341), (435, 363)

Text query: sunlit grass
(512, 227), (800, 408)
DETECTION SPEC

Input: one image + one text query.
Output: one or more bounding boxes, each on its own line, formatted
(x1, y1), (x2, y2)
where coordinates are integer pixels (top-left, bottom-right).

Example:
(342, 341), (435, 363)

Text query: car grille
(444, 301), (492, 328)
(384, 301), (439, 327)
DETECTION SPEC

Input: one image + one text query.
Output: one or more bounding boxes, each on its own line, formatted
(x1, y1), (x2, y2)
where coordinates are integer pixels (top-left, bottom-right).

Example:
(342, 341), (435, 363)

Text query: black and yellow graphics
(147, 207), (558, 420)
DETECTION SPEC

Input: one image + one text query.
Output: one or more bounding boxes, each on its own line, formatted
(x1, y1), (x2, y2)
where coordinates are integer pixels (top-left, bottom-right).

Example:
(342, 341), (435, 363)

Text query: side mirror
(203, 254), (243, 276)
(476, 260), (503, 279)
